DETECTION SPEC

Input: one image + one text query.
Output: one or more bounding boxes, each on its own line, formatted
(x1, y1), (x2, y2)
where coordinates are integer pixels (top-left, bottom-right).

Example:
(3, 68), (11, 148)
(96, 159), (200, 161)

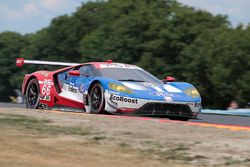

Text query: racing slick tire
(88, 82), (105, 114)
(25, 78), (40, 109)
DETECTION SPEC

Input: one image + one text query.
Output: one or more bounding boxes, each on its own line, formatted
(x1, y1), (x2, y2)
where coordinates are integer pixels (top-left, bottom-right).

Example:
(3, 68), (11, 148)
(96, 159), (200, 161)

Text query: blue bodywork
(60, 73), (201, 103)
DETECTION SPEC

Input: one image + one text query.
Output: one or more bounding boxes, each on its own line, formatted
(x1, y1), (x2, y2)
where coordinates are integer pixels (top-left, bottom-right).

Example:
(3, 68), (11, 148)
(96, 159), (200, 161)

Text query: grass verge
(0, 113), (91, 136)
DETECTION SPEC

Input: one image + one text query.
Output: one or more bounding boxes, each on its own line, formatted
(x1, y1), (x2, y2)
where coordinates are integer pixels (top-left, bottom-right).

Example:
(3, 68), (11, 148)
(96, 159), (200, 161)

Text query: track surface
(193, 114), (250, 126)
(1, 102), (250, 126)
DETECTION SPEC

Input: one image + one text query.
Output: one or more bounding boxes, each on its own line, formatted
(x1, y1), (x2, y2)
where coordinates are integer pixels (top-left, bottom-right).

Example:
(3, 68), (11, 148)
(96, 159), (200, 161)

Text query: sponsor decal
(142, 82), (156, 87)
(69, 85), (77, 93)
(39, 79), (53, 85)
(16, 59), (23, 64)
(152, 92), (175, 97)
(39, 79), (53, 102)
(43, 79), (53, 85)
(40, 95), (50, 101)
(41, 85), (51, 96)
(99, 63), (139, 69)
(79, 84), (85, 93)
(164, 96), (173, 102)
(69, 82), (75, 86)
(40, 71), (49, 77)
(110, 94), (138, 104)
(186, 102), (200, 107)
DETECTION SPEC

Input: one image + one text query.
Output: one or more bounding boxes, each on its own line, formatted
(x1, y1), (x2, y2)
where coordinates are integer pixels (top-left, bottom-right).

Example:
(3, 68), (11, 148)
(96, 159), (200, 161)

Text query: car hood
(120, 81), (201, 102)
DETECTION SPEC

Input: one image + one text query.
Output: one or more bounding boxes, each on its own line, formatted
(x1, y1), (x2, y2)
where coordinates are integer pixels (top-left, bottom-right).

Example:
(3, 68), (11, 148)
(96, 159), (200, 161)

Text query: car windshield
(98, 68), (162, 84)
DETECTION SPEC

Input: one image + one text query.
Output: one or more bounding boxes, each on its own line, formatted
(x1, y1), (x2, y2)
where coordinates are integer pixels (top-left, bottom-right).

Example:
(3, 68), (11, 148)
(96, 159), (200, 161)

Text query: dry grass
(0, 108), (250, 167)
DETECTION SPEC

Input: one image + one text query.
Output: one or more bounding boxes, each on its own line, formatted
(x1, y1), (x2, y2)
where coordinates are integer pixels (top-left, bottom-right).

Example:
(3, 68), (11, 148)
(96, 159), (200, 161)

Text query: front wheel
(88, 83), (105, 114)
(25, 78), (40, 109)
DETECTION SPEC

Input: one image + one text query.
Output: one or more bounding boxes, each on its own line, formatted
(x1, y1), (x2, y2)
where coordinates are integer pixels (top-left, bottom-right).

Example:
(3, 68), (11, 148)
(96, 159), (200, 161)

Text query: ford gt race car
(16, 58), (201, 121)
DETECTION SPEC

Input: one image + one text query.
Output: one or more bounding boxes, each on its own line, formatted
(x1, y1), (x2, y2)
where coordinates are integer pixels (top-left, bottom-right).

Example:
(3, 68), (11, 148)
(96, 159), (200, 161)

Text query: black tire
(25, 78), (40, 109)
(88, 83), (105, 114)
(169, 116), (189, 121)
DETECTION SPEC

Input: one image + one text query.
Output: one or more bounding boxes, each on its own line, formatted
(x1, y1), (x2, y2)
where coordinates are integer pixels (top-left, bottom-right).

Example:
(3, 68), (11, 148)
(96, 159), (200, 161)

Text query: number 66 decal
(42, 85), (51, 95)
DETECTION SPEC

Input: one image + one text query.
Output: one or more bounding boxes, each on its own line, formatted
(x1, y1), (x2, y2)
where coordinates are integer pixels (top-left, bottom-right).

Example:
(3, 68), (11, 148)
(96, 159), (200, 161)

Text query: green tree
(181, 26), (250, 108)
(1, 0), (248, 108)
(0, 32), (29, 101)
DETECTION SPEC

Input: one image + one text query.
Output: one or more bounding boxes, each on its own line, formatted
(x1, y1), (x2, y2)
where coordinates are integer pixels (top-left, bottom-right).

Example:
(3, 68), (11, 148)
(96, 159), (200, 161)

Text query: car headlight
(108, 83), (133, 94)
(184, 88), (200, 98)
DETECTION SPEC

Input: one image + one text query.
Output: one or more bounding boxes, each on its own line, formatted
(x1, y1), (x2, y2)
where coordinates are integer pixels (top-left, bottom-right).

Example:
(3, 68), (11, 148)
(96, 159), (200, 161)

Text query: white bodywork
(104, 90), (201, 114)
(59, 84), (83, 103)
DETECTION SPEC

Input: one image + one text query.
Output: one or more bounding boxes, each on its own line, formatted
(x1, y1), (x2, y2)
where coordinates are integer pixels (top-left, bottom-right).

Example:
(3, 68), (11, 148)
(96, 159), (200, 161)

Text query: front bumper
(104, 91), (201, 118)
(134, 102), (198, 118)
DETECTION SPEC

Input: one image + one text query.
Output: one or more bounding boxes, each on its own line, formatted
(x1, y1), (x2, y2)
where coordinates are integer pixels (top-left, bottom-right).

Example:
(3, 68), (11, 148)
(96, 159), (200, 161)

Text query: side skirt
(39, 103), (85, 113)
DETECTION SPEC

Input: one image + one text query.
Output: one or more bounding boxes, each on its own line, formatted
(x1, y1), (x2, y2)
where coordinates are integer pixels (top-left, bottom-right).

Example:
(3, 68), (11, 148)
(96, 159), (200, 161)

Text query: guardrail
(201, 109), (250, 116)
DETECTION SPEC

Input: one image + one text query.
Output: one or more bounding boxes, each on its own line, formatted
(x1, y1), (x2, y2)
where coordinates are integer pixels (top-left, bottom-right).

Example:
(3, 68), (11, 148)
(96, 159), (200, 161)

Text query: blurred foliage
(0, 0), (249, 108)
(0, 32), (29, 101)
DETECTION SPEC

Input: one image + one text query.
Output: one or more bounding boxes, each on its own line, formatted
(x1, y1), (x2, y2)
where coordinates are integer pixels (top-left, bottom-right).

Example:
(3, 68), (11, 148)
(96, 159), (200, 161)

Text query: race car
(16, 58), (201, 121)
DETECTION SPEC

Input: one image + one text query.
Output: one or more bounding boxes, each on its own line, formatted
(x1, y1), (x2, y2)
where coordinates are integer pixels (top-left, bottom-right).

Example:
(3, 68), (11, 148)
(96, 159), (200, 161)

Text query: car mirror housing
(162, 76), (176, 83)
(68, 70), (80, 76)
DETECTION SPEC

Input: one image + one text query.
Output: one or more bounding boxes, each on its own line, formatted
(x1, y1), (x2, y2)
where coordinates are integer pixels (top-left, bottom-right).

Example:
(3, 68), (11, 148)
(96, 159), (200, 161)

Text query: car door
(58, 64), (95, 104)
(74, 64), (95, 95)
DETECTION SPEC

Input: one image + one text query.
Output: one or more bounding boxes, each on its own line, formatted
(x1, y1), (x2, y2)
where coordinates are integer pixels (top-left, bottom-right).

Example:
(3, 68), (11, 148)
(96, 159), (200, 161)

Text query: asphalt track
(0, 102), (250, 127)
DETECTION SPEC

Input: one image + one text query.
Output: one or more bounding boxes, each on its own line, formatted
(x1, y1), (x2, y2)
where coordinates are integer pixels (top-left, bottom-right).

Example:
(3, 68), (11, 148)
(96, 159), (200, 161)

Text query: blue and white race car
(17, 58), (201, 121)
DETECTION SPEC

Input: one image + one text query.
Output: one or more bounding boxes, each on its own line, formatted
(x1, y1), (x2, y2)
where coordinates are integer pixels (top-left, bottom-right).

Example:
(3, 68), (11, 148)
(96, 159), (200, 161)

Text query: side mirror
(68, 70), (80, 76)
(162, 76), (176, 83)
(166, 76), (175, 82)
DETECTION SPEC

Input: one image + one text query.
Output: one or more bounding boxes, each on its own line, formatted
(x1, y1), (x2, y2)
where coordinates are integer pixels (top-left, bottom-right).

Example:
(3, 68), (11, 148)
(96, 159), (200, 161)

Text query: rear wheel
(88, 83), (105, 114)
(25, 78), (40, 109)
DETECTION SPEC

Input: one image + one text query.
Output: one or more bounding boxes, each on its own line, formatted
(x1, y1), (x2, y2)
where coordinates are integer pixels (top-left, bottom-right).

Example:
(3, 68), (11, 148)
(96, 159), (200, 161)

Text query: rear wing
(16, 58), (80, 67)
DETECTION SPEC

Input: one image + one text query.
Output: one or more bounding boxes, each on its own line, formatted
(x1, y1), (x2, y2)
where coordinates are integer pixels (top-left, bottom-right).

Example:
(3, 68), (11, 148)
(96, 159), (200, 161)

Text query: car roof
(86, 62), (142, 70)
(53, 61), (142, 74)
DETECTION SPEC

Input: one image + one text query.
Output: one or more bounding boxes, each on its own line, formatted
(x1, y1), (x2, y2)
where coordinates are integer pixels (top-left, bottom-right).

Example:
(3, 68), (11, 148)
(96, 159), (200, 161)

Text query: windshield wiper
(119, 79), (145, 82)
